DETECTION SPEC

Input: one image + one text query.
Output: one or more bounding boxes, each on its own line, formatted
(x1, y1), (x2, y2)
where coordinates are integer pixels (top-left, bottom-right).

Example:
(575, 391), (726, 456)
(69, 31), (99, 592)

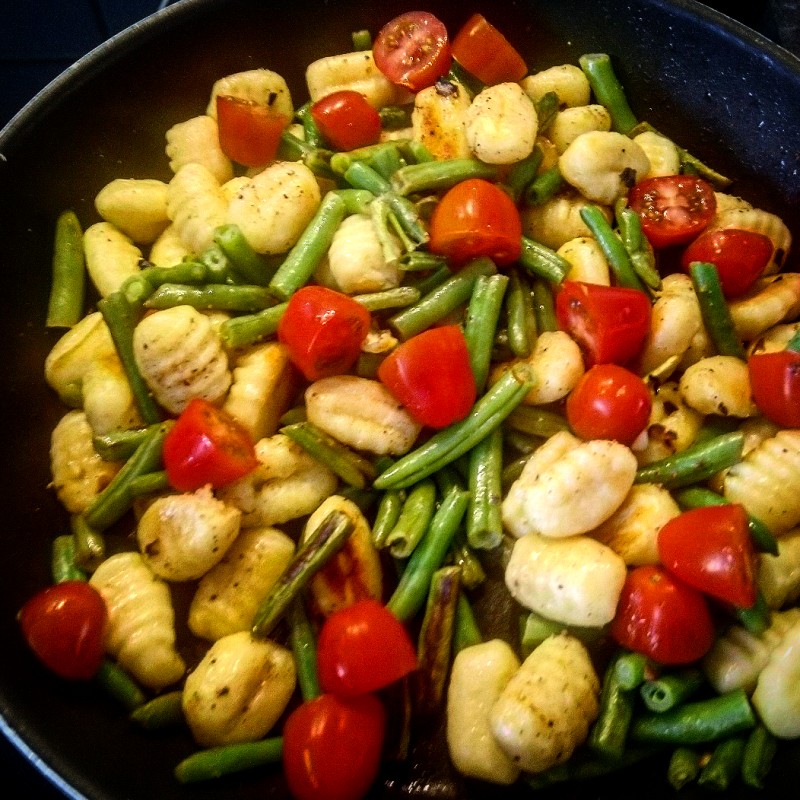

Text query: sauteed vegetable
(19, 8), (800, 799)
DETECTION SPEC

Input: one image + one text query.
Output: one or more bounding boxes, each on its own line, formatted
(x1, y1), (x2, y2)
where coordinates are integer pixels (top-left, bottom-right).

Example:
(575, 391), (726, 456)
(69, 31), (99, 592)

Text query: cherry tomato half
(19, 581), (108, 680)
(566, 363), (652, 445)
(378, 324), (476, 428)
(162, 398), (259, 492)
(317, 598), (417, 696)
(373, 11), (452, 92)
(658, 504), (757, 608)
(216, 94), (288, 167)
(277, 285), (371, 382)
(283, 693), (386, 800)
(681, 228), (773, 298)
(451, 13), (528, 85)
(610, 565), (714, 665)
(310, 90), (382, 152)
(429, 178), (522, 268)
(748, 348), (800, 428)
(628, 175), (716, 248)
(555, 281), (652, 367)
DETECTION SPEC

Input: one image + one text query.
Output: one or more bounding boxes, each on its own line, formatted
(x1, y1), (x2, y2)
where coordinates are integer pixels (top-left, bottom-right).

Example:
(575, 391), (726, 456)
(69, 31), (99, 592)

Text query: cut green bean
(371, 488), (406, 549)
(580, 205), (645, 290)
(70, 514), (105, 571)
(93, 426), (151, 462)
(333, 188), (374, 215)
(741, 724), (777, 789)
(370, 144), (405, 180)
(444, 59), (485, 99)
(94, 659), (147, 711)
(352, 285), (420, 312)
(51, 535), (86, 584)
(464, 274), (509, 393)
(332, 142), (408, 176)
(379, 104), (412, 130)
(214, 224), (279, 285)
(145, 283), (276, 312)
(614, 652), (651, 690)
(524, 166), (564, 206)
(634, 431), (744, 489)
(385, 479), (438, 559)
(517, 236), (571, 284)
(534, 91), (559, 132)
(589, 651), (637, 760)
(531, 278), (558, 332)
(453, 592), (482, 652)
(409, 264), (451, 296)
(294, 101), (324, 148)
(690, 261), (746, 358)
(467, 427), (504, 550)
(449, 531), (486, 589)
(277, 129), (334, 177)
(507, 269), (537, 358)
(391, 158), (498, 196)
(640, 669), (704, 713)
(699, 736), (745, 791)
(130, 691), (184, 730)
(616, 204), (661, 290)
(505, 405), (570, 439)
(734, 591), (772, 637)
(399, 251), (448, 272)
(218, 302), (287, 349)
(47, 210), (85, 327)
(506, 148), (543, 204)
(525, 746), (660, 788)
(786, 326), (800, 352)
(667, 746), (701, 790)
(289, 599), (320, 702)
(128, 470), (171, 498)
(579, 53), (638, 134)
(175, 737), (283, 783)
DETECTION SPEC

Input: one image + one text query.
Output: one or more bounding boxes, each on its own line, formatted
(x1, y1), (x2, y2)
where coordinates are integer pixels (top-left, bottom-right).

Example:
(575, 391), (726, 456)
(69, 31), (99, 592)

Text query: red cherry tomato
(277, 285), (371, 382)
(429, 178), (522, 268)
(377, 324), (476, 428)
(748, 348), (800, 428)
(555, 281), (652, 367)
(310, 90), (382, 152)
(283, 693), (386, 800)
(19, 581), (108, 680)
(566, 364), (652, 445)
(628, 175), (717, 248)
(215, 94), (288, 167)
(451, 13), (528, 84)
(163, 398), (259, 492)
(373, 11), (452, 92)
(610, 565), (714, 665)
(317, 598), (417, 697)
(681, 228), (773, 298)
(658, 504), (757, 608)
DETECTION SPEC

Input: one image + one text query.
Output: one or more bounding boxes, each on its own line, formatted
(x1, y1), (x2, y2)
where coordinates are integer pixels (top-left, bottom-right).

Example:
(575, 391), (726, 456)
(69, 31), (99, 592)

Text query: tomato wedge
(162, 398), (259, 492)
(277, 285), (371, 382)
(628, 175), (716, 248)
(216, 94), (288, 167)
(317, 599), (417, 696)
(429, 178), (522, 268)
(19, 581), (108, 680)
(373, 11), (452, 91)
(681, 228), (773, 298)
(566, 363), (652, 445)
(555, 281), (652, 367)
(282, 693), (386, 800)
(658, 504), (757, 608)
(748, 348), (800, 428)
(451, 13), (527, 84)
(310, 90), (382, 152)
(378, 324), (476, 428)
(610, 565), (714, 665)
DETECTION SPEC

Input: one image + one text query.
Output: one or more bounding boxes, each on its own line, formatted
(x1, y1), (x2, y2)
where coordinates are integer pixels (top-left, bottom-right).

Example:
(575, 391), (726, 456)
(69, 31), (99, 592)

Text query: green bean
(741, 724), (777, 789)
(786, 326), (800, 353)
(93, 427), (152, 462)
(374, 366), (533, 490)
(94, 659), (147, 711)
(734, 591), (772, 637)
(175, 737), (283, 783)
(464, 274), (509, 393)
(379, 104), (412, 130)
(130, 691), (184, 730)
(408, 264), (451, 297)
(699, 736), (745, 791)
(51, 535), (86, 584)
(449, 531), (486, 589)
(467, 428), (504, 550)
(531, 277), (558, 332)
(399, 251), (448, 273)
(445, 59), (485, 99)
(370, 144), (405, 180)
(384, 479), (437, 559)
(371, 488), (406, 549)
(517, 236), (571, 284)
(630, 689), (756, 745)
(338, 485), (377, 513)
(534, 91), (559, 132)
(277, 129), (334, 178)
(47, 210), (86, 327)
(507, 269), (537, 358)
(505, 404), (570, 439)
(524, 166), (564, 206)
(640, 669), (704, 713)
(667, 746), (701, 790)
(294, 101), (324, 148)
(333, 188), (374, 215)
(289, 599), (320, 702)
(391, 158), (499, 196)
(634, 431), (744, 489)
(580, 205), (645, 290)
(331, 142), (409, 176)
(614, 651), (651, 690)
(218, 302), (287, 349)
(352, 285), (420, 312)
(251, 510), (354, 638)
(137, 259), (217, 288)
(70, 514), (105, 571)
(453, 592), (482, 652)
(589, 651), (637, 760)
(214, 224), (279, 285)
(389, 256), (496, 340)
(506, 148), (543, 204)
(387, 484), (470, 621)
(195, 243), (236, 285)
(128, 470), (171, 498)
(690, 261), (746, 359)
(616, 204), (661, 290)
(579, 53), (638, 134)
(144, 283), (276, 312)
(84, 422), (173, 531)
(281, 422), (376, 488)
(525, 746), (661, 788)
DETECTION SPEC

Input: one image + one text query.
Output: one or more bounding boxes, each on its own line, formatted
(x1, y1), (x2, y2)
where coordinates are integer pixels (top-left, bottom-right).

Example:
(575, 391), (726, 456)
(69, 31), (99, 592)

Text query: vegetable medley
(22, 7), (800, 798)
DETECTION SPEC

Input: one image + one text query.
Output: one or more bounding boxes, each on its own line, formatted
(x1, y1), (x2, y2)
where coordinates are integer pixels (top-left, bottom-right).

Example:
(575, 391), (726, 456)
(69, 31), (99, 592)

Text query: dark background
(1, 0), (798, 797)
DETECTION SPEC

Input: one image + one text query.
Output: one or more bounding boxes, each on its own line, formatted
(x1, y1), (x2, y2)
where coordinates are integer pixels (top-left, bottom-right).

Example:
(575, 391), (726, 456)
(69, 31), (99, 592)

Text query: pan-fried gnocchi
(33, 9), (800, 796)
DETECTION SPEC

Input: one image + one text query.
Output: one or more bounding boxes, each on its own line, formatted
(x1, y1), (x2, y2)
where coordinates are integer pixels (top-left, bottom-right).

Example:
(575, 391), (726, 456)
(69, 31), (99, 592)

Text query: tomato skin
(628, 176), (717, 248)
(317, 599), (417, 697)
(373, 11), (452, 92)
(215, 94), (287, 167)
(610, 565), (715, 665)
(748, 349), (800, 428)
(19, 581), (108, 680)
(566, 364), (652, 445)
(378, 324), (476, 428)
(681, 228), (773, 298)
(555, 281), (652, 367)
(658, 505), (757, 608)
(282, 693), (386, 800)
(277, 286), (371, 382)
(163, 398), (259, 492)
(428, 179), (522, 268)
(451, 14), (528, 85)
(310, 90), (382, 152)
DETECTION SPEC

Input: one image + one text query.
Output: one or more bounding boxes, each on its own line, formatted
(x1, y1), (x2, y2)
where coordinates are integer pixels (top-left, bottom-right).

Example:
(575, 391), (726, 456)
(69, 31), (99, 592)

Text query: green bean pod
(175, 737), (283, 783)
(47, 209), (86, 328)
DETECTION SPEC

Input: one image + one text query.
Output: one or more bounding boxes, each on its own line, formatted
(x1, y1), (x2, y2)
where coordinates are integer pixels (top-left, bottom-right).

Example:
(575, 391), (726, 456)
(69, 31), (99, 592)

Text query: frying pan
(1, 0), (799, 798)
